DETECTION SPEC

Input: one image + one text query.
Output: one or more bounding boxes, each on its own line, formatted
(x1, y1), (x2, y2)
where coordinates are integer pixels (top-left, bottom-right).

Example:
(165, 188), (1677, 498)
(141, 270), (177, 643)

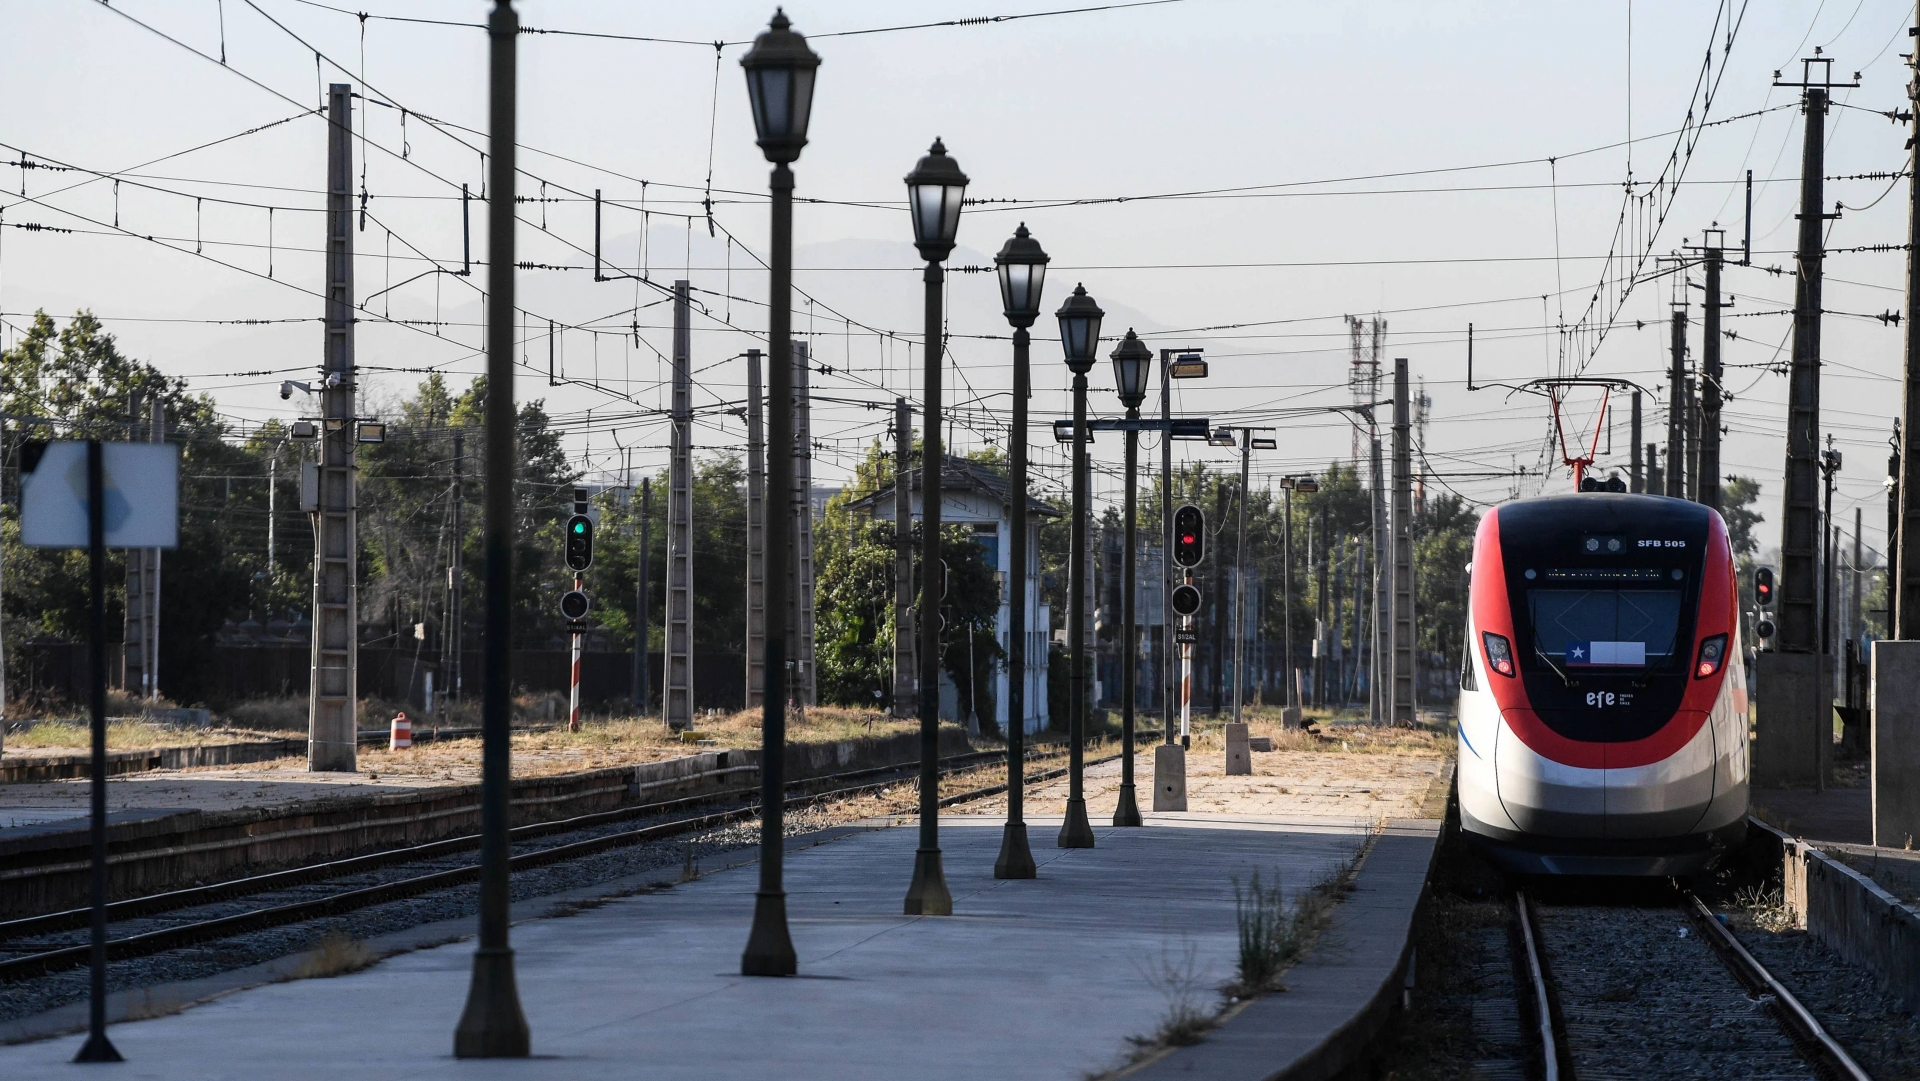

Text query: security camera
(280, 381), (294, 400)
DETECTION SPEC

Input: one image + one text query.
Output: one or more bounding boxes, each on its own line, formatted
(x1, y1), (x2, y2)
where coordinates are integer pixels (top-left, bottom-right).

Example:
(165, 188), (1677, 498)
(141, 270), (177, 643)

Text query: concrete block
(1248, 736), (1273, 752)
(1224, 722), (1251, 775)
(1874, 640), (1920, 848)
(1754, 651), (1825, 788)
(1281, 706), (1303, 729)
(1153, 743), (1187, 811)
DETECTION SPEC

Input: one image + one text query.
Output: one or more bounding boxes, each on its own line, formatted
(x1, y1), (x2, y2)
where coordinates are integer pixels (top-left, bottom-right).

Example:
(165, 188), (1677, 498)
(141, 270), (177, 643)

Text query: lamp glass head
(740, 9), (820, 164)
(905, 139), (968, 260)
(1055, 283), (1104, 375)
(993, 223), (1049, 327)
(1109, 329), (1152, 410)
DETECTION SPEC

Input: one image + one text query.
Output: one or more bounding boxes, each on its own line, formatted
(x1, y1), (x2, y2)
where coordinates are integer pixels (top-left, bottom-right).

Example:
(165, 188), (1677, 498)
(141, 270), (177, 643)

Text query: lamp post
(1057, 284), (1104, 849)
(453, 0), (531, 1057)
(1110, 330), (1152, 827)
(739, 8), (818, 975)
(903, 138), (968, 915)
(993, 224), (1047, 879)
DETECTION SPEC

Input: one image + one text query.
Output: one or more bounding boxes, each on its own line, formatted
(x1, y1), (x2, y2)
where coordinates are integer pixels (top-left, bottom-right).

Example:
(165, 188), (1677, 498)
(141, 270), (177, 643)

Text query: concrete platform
(0, 811), (1383, 1080)
(1751, 786), (1871, 846)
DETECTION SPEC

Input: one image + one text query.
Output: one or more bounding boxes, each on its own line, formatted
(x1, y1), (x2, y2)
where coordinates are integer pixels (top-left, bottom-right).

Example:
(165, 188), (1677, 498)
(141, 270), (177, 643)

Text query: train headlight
(1482, 632), (1515, 678)
(1694, 634), (1728, 679)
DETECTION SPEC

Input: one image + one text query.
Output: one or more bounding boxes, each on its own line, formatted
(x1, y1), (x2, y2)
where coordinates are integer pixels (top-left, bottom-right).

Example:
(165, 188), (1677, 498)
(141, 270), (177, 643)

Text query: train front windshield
(1527, 581), (1683, 671)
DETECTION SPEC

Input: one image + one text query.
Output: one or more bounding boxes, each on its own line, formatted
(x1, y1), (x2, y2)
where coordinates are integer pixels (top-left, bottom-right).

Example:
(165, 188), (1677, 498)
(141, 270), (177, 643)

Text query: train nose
(1494, 714), (1603, 837)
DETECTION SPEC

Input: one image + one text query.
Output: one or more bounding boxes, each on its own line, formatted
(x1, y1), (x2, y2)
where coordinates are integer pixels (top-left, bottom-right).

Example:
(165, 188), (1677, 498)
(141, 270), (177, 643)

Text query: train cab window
(1526, 588), (1682, 670)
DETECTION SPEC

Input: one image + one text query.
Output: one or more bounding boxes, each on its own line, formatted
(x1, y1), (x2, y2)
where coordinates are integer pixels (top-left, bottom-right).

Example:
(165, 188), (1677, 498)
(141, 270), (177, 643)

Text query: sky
(2, 0), (1916, 562)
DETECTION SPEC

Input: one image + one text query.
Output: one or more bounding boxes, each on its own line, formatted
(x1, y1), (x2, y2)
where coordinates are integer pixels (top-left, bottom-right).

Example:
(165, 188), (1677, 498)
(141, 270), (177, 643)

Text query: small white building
(848, 457), (1056, 735)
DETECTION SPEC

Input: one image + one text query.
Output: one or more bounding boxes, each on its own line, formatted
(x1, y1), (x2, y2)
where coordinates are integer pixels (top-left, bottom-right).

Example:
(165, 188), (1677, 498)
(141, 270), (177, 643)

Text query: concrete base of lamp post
(1112, 782), (1143, 827)
(1153, 744), (1187, 811)
(1057, 798), (1096, 848)
(903, 848), (953, 916)
(1224, 723), (1252, 776)
(993, 823), (1037, 879)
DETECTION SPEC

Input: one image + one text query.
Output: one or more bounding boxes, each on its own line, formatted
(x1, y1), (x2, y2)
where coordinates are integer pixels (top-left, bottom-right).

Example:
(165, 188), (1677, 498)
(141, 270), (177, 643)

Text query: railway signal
(1754, 565), (1777, 641)
(565, 514), (594, 571)
(559, 589), (590, 624)
(1172, 504), (1205, 567)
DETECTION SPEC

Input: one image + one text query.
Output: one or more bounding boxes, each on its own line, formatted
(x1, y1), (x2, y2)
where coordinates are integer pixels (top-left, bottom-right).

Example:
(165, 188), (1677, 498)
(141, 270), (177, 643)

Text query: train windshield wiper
(1534, 649), (1577, 688)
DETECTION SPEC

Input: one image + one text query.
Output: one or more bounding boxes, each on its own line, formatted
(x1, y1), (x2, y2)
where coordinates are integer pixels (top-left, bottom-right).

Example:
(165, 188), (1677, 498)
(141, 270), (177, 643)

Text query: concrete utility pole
(1314, 512), (1330, 707)
(128, 399), (163, 700)
(448, 431), (464, 701)
(1231, 441), (1251, 723)
(1391, 359), (1415, 725)
(1899, 8), (1920, 635)
(791, 341), (816, 708)
(1210, 482), (1230, 715)
(309, 82), (358, 772)
(634, 478), (650, 713)
(1667, 300), (1688, 499)
(1647, 443), (1664, 497)
(1701, 242), (1725, 513)
(1760, 58), (1851, 790)
(665, 280), (695, 731)
(1369, 432), (1388, 723)
(892, 398), (916, 718)
(1630, 391), (1644, 492)
(745, 349), (766, 708)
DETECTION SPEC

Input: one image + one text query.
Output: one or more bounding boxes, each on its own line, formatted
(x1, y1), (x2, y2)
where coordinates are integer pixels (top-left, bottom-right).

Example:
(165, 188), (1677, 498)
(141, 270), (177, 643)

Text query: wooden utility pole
(892, 398), (916, 718)
(745, 349), (766, 708)
(665, 281), (694, 731)
(309, 82), (358, 772)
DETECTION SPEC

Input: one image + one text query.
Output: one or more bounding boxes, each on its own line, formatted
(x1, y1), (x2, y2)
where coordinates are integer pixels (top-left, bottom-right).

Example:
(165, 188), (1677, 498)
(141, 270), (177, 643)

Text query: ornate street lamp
(904, 139), (967, 915)
(454, 0), (532, 1057)
(992, 224), (1047, 879)
(1110, 329), (1152, 828)
(739, 7), (819, 976)
(1056, 284), (1104, 849)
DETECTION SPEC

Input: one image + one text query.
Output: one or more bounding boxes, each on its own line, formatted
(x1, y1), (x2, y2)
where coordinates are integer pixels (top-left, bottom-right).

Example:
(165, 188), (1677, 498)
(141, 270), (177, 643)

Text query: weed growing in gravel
(1734, 885), (1798, 933)
(288, 933), (375, 979)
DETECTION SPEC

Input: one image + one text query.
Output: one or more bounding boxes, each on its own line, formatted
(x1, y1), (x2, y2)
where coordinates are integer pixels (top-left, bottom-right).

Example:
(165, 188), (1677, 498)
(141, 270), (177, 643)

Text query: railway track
(1502, 885), (1872, 1081)
(0, 742), (1114, 985)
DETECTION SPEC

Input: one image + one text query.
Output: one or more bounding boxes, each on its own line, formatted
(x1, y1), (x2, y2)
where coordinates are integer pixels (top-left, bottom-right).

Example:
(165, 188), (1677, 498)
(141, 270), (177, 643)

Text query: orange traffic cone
(389, 711), (412, 750)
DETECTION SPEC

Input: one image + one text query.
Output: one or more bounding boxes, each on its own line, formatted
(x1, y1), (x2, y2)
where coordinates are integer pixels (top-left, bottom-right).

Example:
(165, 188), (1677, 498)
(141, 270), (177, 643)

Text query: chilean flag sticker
(1566, 640), (1645, 666)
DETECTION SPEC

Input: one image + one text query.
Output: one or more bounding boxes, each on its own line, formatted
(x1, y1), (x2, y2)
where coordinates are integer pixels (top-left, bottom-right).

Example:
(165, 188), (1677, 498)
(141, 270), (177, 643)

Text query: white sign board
(20, 441), (179, 550)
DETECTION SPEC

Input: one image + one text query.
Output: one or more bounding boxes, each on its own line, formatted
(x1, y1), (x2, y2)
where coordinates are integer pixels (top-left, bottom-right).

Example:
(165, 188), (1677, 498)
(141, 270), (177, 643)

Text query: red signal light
(1694, 634), (1728, 680)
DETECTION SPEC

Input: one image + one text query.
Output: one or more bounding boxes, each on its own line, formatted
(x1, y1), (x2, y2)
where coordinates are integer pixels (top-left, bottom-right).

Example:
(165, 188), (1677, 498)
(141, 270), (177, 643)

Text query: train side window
(1460, 645), (1478, 692)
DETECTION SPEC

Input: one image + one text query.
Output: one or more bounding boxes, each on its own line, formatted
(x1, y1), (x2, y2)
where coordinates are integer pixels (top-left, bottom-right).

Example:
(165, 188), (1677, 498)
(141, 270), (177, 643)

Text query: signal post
(1157, 503), (1206, 811)
(563, 487), (594, 733)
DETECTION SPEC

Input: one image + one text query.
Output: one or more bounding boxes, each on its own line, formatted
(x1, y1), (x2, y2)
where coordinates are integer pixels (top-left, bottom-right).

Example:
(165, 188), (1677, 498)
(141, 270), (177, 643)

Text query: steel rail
(1684, 891), (1873, 1081)
(0, 747), (1023, 939)
(1513, 889), (1560, 1081)
(0, 743), (1122, 982)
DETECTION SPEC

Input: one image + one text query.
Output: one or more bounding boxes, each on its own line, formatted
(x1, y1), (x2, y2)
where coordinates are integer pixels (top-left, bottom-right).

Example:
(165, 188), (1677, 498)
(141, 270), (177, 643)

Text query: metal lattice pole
(665, 280), (695, 731)
(745, 349), (766, 708)
(309, 82), (358, 772)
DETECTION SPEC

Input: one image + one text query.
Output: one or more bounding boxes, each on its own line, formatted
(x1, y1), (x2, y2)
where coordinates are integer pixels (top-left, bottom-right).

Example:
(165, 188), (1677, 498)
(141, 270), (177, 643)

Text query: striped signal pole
(569, 571), (583, 733)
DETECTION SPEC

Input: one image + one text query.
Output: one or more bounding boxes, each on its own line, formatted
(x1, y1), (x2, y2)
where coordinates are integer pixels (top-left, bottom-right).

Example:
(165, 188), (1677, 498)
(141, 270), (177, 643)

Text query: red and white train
(1457, 491), (1748, 875)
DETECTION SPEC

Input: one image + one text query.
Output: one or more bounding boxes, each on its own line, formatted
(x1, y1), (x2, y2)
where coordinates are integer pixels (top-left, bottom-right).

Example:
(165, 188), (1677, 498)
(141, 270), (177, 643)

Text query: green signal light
(573, 522), (586, 533)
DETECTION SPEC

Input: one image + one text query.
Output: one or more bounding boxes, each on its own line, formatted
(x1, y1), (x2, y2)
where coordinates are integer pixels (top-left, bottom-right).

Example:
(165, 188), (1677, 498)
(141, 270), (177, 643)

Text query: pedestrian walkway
(0, 811), (1383, 1080)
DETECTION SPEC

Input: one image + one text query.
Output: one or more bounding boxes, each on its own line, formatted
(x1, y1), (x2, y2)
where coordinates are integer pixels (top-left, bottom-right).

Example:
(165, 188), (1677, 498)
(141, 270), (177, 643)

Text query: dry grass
(1733, 885), (1799, 934)
(286, 933), (376, 979)
(356, 707), (943, 781)
(2, 719), (287, 755)
(1181, 710), (1449, 759)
